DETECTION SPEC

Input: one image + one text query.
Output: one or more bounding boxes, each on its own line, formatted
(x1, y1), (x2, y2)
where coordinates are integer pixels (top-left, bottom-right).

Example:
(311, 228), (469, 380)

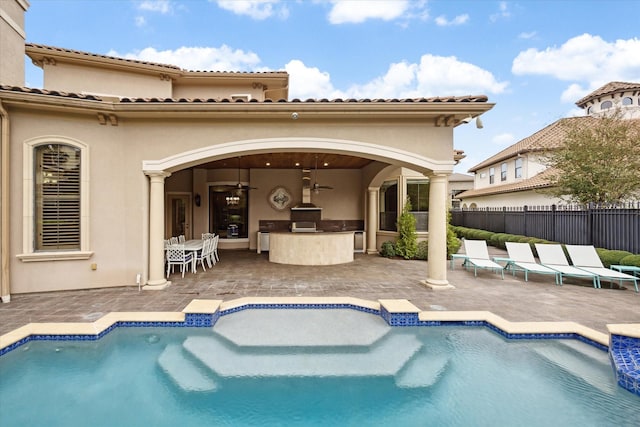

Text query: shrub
(380, 241), (396, 258)
(395, 198), (418, 259)
(596, 249), (634, 268)
(620, 254), (640, 267)
(415, 240), (429, 260)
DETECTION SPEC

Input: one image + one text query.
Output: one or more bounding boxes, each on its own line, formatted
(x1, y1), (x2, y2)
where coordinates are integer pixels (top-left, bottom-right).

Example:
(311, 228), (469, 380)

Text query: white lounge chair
(565, 245), (639, 292)
(534, 244), (599, 288)
(462, 240), (504, 279)
(505, 242), (560, 284)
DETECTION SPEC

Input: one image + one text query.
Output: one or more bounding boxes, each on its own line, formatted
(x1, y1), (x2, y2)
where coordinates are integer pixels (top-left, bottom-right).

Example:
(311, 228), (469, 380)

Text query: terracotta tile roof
(26, 43), (183, 71)
(0, 84), (103, 100)
(467, 116), (600, 172)
(0, 84), (489, 105)
(457, 168), (555, 199)
(25, 43), (286, 77)
(575, 81), (640, 107)
(117, 95), (489, 103)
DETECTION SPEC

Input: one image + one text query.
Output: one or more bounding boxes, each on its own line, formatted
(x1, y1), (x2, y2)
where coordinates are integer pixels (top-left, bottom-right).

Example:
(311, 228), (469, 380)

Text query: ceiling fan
(312, 154), (333, 193)
(220, 156), (257, 195)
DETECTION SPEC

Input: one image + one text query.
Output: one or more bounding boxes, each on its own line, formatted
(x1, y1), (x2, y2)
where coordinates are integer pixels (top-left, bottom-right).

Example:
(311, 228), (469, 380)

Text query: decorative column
(366, 187), (378, 254)
(144, 171), (171, 289)
(423, 173), (453, 288)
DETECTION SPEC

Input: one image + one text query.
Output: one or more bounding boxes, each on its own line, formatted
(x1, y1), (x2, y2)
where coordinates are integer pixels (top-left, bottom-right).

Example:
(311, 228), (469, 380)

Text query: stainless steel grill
(291, 221), (316, 233)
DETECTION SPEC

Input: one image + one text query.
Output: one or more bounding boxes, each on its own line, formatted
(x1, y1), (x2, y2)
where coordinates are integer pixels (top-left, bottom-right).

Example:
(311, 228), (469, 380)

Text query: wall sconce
(194, 193), (201, 207)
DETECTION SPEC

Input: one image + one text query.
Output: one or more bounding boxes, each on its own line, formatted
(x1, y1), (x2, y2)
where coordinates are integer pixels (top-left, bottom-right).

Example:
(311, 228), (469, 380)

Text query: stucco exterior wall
(5, 102), (456, 293)
(42, 62), (173, 98)
(0, 0), (27, 86)
(172, 84), (264, 100)
(461, 190), (562, 209)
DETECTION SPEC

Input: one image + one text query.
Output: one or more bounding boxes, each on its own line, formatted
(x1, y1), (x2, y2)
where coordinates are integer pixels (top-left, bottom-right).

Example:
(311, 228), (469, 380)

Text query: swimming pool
(1, 307), (639, 426)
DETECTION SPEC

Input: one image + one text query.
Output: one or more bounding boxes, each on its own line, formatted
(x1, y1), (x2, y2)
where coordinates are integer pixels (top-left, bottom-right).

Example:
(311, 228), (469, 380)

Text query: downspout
(0, 101), (10, 302)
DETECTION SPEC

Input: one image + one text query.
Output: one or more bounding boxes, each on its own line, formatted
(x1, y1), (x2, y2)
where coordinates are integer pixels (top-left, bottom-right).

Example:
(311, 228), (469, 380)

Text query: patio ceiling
(199, 153), (375, 170)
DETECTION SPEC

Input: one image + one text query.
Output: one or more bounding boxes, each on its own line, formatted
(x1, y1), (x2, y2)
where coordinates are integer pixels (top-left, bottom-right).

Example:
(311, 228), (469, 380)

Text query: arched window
(601, 100), (613, 110)
(622, 97), (633, 106)
(19, 136), (91, 262)
(34, 144), (81, 250)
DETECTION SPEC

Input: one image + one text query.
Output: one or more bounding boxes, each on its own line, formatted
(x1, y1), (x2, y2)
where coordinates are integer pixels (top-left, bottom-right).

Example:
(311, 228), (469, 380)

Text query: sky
(22, 0), (640, 173)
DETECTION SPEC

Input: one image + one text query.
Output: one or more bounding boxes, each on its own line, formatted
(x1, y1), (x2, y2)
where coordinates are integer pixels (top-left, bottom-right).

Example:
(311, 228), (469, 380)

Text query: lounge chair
(535, 244), (599, 288)
(505, 242), (560, 284)
(565, 245), (639, 292)
(462, 240), (504, 279)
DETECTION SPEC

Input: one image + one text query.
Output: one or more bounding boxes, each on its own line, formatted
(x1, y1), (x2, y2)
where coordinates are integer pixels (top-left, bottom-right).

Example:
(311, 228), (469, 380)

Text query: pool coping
(1, 296), (638, 396)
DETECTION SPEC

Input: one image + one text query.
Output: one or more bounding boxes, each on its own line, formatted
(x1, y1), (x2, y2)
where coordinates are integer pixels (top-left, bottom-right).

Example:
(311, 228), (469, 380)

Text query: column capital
(144, 170), (171, 180)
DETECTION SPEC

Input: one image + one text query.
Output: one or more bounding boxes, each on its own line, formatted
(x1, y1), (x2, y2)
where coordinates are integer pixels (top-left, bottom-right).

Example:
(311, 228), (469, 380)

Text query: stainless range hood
(291, 168), (322, 211)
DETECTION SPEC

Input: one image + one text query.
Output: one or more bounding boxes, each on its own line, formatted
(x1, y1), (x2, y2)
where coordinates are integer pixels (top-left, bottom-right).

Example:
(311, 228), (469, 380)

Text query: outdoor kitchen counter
(268, 231), (354, 266)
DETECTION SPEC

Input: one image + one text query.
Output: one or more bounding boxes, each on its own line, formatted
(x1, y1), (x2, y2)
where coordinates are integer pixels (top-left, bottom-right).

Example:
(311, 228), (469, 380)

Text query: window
(586, 106), (593, 115)
(601, 100), (613, 110)
(489, 167), (495, 184)
(210, 189), (249, 238)
(19, 137), (91, 262)
(515, 157), (523, 179)
(407, 179), (429, 231)
(379, 180), (398, 231)
(622, 97), (633, 106)
(501, 163), (507, 181)
(35, 144), (81, 250)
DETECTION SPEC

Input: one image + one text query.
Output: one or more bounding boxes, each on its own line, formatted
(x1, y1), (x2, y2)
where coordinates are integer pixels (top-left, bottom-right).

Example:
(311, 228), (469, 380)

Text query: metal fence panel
(451, 204), (639, 253)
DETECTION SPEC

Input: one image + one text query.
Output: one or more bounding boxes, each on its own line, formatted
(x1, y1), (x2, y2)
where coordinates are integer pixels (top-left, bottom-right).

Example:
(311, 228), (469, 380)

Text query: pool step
(395, 352), (450, 388)
(158, 344), (218, 392)
(183, 333), (422, 378)
(533, 344), (615, 395)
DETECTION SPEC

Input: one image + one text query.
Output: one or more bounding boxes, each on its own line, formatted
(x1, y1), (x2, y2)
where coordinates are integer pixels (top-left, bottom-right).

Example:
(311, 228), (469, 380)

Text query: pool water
(1, 310), (639, 426)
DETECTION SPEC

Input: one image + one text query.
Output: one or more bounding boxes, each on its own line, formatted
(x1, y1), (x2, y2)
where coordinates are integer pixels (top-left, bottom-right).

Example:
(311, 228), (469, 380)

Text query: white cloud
(328, 0), (412, 24)
(215, 0), (288, 20)
(492, 133), (515, 145)
(135, 16), (147, 27)
(518, 31), (536, 40)
(286, 60), (344, 100)
(512, 33), (640, 82)
(138, 0), (173, 14)
(301, 54), (509, 99)
(490, 1), (510, 22)
(435, 14), (469, 27)
(560, 83), (588, 103)
(107, 46), (261, 71)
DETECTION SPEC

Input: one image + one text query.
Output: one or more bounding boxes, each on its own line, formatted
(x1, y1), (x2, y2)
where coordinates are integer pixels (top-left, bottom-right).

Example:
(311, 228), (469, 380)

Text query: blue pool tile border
(609, 334), (640, 397)
(4, 303), (638, 397)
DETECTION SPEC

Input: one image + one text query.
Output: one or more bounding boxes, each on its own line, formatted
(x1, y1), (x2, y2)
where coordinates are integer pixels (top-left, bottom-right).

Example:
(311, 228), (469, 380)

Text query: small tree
(541, 112), (640, 204)
(395, 198), (418, 259)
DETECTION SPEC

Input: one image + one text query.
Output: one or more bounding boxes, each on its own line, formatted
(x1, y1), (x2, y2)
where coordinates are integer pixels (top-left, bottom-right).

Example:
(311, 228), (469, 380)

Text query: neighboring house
(458, 81), (640, 209)
(0, 0), (492, 299)
(448, 173), (474, 208)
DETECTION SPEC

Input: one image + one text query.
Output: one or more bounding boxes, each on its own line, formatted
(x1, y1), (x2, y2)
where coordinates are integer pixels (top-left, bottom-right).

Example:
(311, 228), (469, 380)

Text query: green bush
(620, 254), (640, 267)
(395, 198), (418, 260)
(415, 240), (429, 260)
(380, 241), (396, 258)
(489, 233), (510, 249)
(596, 249), (634, 268)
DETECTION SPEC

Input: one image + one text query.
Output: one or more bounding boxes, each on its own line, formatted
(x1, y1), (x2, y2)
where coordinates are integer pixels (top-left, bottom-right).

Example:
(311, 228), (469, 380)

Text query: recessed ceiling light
(295, 162), (300, 167)
(265, 162), (271, 166)
(323, 162), (329, 167)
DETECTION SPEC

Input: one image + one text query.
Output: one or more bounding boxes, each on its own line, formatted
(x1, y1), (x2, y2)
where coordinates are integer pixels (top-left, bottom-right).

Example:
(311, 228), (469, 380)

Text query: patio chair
(211, 235), (220, 263)
(565, 245), (638, 292)
(505, 242), (560, 284)
(534, 244), (599, 288)
(166, 244), (193, 278)
(193, 238), (211, 273)
(462, 240), (504, 279)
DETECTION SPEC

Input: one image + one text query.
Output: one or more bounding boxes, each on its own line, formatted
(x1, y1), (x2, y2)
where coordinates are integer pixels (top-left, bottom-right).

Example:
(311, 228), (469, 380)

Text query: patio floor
(1, 248), (639, 336)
